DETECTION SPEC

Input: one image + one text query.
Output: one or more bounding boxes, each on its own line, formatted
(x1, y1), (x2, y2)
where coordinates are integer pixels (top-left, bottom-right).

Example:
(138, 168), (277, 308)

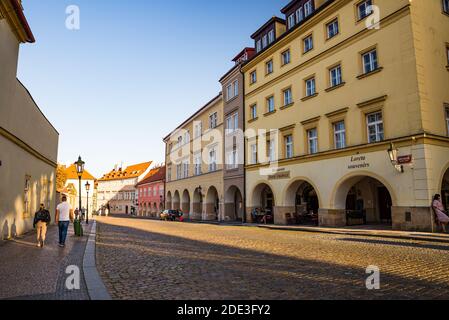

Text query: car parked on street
(160, 210), (184, 222)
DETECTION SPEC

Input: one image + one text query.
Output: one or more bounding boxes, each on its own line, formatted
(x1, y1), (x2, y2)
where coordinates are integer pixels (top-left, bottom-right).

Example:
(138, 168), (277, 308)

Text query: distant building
(136, 166), (166, 217)
(62, 164), (96, 217)
(0, 0), (59, 239)
(97, 162), (152, 215)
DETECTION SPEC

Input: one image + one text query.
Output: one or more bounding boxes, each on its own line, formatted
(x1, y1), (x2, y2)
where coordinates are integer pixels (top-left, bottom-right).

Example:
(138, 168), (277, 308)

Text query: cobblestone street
(96, 217), (449, 300)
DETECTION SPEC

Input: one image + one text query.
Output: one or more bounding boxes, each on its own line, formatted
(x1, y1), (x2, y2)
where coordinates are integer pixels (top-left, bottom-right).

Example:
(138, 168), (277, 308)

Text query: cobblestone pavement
(96, 216), (449, 300)
(0, 224), (91, 300)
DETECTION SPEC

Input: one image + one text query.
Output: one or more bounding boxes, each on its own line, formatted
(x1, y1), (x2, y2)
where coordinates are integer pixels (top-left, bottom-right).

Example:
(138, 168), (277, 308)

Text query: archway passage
(285, 180), (319, 226)
(173, 191), (181, 210)
(337, 176), (393, 226)
(182, 190), (191, 215)
(224, 186), (244, 221)
(166, 192), (172, 210)
(205, 186), (219, 221)
(442, 168), (449, 210)
(252, 183), (275, 224)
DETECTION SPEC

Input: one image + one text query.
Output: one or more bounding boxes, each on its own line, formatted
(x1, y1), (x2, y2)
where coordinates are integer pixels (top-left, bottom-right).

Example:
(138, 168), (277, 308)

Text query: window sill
(264, 110), (277, 117)
(248, 117), (259, 124)
(301, 93), (319, 102)
(280, 103), (294, 110)
(226, 96), (239, 104)
(325, 82), (346, 92)
(357, 67), (383, 79)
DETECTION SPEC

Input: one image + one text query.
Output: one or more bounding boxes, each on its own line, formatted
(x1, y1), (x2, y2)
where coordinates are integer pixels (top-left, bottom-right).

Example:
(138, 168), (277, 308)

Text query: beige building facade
(243, 0), (449, 231)
(0, 0), (59, 238)
(164, 94), (225, 221)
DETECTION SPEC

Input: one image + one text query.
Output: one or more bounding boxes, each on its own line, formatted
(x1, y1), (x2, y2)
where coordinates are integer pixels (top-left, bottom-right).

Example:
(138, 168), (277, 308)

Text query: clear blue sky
(17, 0), (287, 178)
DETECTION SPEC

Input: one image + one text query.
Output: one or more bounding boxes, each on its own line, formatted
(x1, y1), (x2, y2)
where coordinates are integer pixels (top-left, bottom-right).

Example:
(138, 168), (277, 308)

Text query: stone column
(318, 209), (346, 227)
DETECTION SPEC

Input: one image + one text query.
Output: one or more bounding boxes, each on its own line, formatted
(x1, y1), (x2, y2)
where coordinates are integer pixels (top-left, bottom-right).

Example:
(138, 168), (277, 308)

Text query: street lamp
(85, 181), (90, 225)
(387, 143), (404, 173)
(75, 156), (85, 219)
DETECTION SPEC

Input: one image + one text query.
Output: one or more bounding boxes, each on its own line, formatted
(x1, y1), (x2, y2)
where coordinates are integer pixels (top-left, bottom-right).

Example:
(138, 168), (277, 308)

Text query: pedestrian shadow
(95, 222), (449, 300)
(336, 237), (449, 251)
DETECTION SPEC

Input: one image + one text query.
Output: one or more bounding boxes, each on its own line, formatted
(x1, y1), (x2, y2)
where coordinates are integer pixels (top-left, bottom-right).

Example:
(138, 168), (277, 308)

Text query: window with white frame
(288, 14), (295, 29)
(357, 0), (373, 20)
(184, 131), (190, 145)
(281, 49), (291, 65)
(266, 60), (273, 75)
(250, 71), (257, 84)
(250, 104), (257, 120)
(209, 148), (217, 172)
(256, 40), (262, 53)
(367, 111), (384, 143)
(445, 106), (449, 135)
(285, 135), (293, 159)
(326, 19), (339, 39)
(268, 30), (275, 44)
(226, 84), (233, 101)
(159, 186), (164, 196)
(154, 187), (157, 197)
(267, 96), (275, 113)
(444, 0), (449, 13)
(307, 128), (318, 154)
(262, 34), (268, 48)
(305, 77), (316, 96)
(182, 160), (189, 179)
(303, 35), (313, 53)
(233, 80), (239, 97)
(296, 7), (304, 23)
(268, 140), (276, 162)
(176, 164), (182, 180)
(177, 136), (183, 148)
(330, 65), (342, 87)
(304, 0), (313, 17)
(194, 152), (202, 176)
(194, 122), (202, 138)
(283, 88), (293, 106)
(362, 49), (378, 74)
(209, 112), (218, 129)
(250, 144), (258, 164)
(167, 166), (172, 182)
(334, 121), (346, 149)
(227, 147), (238, 170)
(226, 113), (238, 134)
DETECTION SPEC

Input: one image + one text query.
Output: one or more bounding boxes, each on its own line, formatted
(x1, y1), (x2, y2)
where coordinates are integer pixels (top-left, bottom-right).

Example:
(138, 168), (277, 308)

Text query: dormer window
(296, 7), (304, 23)
(256, 40), (262, 53)
(262, 35), (268, 49)
(288, 14), (295, 29)
(268, 30), (275, 44)
(304, 0), (313, 17)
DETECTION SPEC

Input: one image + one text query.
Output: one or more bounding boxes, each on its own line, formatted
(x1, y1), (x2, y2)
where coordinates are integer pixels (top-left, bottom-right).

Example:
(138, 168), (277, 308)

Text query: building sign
(348, 155), (370, 170)
(397, 155), (413, 165)
(268, 170), (290, 180)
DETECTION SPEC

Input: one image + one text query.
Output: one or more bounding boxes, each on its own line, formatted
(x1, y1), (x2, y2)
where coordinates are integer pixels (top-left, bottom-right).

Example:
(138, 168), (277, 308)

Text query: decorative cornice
(0, 126), (57, 168)
(325, 107), (349, 118)
(357, 95), (388, 109)
(0, 0), (35, 43)
(301, 116), (321, 126)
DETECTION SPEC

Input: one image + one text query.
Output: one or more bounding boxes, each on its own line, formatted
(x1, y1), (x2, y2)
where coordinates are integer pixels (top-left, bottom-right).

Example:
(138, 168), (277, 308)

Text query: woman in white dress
(432, 194), (449, 232)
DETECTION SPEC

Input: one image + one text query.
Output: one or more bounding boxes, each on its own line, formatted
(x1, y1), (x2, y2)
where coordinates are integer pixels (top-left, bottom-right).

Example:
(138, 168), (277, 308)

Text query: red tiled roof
(136, 166), (165, 187)
(99, 162), (152, 181)
(65, 164), (96, 180)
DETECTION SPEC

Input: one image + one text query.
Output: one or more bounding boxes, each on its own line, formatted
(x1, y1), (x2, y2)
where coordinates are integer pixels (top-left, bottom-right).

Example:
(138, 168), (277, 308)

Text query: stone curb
(82, 220), (112, 300)
(258, 225), (449, 244)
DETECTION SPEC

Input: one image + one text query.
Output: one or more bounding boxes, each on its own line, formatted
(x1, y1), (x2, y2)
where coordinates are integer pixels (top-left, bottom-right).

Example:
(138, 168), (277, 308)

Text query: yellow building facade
(243, 0), (449, 231)
(164, 94), (225, 221)
(0, 0), (59, 238)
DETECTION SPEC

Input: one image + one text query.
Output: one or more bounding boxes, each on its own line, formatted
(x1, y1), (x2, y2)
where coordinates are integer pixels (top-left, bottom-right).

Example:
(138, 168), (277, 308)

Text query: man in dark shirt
(34, 203), (51, 248)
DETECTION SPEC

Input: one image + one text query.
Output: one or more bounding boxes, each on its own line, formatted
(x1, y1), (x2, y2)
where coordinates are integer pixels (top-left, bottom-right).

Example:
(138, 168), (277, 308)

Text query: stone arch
(166, 191), (172, 210)
(439, 162), (449, 210)
(191, 188), (203, 220)
(181, 189), (191, 215)
(205, 186), (219, 221)
(283, 177), (322, 209)
(331, 171), (397, 209)
(224, 185), (244, 221)
(173, 191), (181, 210)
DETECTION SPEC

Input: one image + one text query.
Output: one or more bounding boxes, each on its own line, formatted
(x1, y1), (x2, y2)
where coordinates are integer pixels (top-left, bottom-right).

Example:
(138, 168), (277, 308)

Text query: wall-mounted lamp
(387, 143), (404, 173)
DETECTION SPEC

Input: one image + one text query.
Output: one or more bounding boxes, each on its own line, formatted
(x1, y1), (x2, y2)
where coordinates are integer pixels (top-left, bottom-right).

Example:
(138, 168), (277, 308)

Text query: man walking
(55, 195), (74, 248)
(33, 203), (51, 248)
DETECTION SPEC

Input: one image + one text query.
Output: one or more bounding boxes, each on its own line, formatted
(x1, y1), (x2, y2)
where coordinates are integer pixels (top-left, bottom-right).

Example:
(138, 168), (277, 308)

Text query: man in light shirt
(55, 195), (74, 248)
